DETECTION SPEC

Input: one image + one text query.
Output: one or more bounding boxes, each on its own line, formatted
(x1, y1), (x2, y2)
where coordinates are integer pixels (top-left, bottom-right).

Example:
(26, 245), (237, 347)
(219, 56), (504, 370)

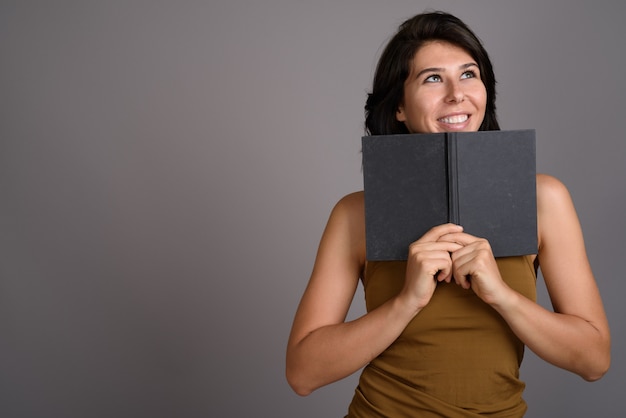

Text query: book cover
(362, 129), (537, 260)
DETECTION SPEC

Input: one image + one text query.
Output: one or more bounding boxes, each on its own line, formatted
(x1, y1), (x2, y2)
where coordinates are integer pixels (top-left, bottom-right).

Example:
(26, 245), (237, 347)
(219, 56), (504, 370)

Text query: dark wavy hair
(365, 11), (500, 135)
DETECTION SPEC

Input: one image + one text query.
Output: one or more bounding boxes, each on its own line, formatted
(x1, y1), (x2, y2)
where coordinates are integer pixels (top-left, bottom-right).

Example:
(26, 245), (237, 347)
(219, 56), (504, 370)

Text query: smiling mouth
(439, 114), (469, 124)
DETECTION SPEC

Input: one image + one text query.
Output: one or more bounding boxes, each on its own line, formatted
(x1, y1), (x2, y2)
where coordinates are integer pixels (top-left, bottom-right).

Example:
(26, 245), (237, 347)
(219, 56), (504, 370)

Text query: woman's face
(396, 41), (487, 133)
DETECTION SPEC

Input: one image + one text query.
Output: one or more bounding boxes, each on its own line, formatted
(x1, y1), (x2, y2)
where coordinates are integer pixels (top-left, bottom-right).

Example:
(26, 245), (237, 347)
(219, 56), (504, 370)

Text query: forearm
(493, 289), (610, 381)
(286, 295), (417, 396)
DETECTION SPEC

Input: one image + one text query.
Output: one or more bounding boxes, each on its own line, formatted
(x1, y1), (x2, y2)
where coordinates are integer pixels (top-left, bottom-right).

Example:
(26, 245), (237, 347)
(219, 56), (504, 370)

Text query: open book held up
(362, 129), (537, 261)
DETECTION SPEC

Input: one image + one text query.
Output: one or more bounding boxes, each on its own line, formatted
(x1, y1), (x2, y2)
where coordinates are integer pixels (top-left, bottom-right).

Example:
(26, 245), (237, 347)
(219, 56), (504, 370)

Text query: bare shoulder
(323, 191), (366, 268)
(535, 173), (580, 251)
(536, 173), (573, 203)
(536, 173), (576, 219)
(334, 191), (365, 211)
(329, 191), (365, 232)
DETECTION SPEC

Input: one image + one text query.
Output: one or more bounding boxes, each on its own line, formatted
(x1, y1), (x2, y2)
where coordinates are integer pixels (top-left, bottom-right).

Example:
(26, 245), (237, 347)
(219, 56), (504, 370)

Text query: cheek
(411, 90), (437, 114)
(467, 86), (487, 117)
(475, 85), (488, 109)
(473, 88), (488, 127)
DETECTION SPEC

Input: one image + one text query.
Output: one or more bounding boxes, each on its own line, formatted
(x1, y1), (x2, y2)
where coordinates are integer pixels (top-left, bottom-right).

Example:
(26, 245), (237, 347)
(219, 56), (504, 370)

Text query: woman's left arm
(496, 174), (610, 381)
(441, 173), (610, 381)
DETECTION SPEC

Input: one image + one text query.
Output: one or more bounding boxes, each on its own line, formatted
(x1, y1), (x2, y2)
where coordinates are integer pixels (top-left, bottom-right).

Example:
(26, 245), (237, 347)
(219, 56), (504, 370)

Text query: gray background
(1, 1), (624, 417)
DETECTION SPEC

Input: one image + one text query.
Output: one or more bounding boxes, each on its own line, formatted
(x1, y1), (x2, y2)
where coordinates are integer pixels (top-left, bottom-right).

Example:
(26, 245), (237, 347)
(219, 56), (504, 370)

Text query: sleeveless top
(346, 256), (537, 418)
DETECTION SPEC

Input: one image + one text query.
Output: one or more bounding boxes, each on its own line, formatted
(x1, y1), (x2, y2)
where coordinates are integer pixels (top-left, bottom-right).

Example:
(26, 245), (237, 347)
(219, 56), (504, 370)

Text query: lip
(437, 113), (472, 130)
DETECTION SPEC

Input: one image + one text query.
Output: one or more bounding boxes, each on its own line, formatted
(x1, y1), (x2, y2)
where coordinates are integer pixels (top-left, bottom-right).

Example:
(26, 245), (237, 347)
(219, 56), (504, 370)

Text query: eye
(424, 74), (442, 83)
(460, 70), (478, 80)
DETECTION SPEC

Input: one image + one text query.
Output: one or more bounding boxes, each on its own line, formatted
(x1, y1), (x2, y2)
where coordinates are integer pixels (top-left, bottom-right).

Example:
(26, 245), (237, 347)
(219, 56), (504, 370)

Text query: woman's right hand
(398, 223), (464, 313)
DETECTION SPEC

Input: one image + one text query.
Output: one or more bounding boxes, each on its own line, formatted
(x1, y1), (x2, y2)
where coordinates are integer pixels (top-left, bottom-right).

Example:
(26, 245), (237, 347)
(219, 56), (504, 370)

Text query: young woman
(286, 11), (610, 417)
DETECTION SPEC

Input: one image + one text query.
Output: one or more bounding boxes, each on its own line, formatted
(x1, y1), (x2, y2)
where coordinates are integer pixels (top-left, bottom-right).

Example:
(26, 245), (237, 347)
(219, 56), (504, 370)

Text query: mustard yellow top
(346, 256), (537, 417)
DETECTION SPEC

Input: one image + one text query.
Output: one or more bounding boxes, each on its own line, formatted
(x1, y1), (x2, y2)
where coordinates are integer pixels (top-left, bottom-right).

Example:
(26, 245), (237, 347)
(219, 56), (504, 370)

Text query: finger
(432, 254), (455, 283)
(454, 272), (472, 289)
(415, 223), (463, 243)
(431, 251), (453, 280)
(437, 264), (454, 283)
(444, 243), (467, 284)
(407, 241), (463, 283)
(408, 240), (463, 255)
(437, 231), (479, 247)
(406, 247), (457, 281)
(449, 256), (470, 289)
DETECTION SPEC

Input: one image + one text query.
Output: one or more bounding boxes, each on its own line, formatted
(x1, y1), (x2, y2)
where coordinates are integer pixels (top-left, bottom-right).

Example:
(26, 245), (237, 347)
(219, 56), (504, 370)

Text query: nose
(445, 80), (465, 103)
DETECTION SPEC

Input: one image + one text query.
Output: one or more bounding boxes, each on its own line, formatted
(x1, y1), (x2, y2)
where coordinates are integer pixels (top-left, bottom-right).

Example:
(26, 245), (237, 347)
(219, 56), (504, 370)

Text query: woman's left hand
(438, 231), (510, 305)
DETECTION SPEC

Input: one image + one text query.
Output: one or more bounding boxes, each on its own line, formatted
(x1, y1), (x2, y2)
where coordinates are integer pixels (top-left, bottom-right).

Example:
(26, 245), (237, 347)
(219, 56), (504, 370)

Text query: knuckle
(476, 239), (492, 250)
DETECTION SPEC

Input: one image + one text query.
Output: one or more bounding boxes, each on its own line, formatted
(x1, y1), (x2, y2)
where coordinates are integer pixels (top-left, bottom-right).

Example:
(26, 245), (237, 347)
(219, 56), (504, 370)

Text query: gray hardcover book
(362, 129), (537, 260)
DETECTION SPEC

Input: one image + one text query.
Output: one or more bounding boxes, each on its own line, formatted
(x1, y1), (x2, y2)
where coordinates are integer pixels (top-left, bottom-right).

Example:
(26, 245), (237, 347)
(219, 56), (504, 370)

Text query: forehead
(411, 40), (476, 70)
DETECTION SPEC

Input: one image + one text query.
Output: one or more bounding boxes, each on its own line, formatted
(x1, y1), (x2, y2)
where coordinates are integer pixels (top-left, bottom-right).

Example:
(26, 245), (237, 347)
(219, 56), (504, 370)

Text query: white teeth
(439, 114), (468, 124)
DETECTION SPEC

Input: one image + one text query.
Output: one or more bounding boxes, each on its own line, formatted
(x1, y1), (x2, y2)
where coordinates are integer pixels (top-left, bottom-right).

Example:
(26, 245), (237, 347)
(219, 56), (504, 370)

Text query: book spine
(446, 133), (460, 225)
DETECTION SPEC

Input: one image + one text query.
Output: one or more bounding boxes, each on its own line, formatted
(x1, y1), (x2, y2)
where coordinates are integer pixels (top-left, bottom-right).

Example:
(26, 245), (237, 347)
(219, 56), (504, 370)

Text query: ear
(396, 104), (406, 123)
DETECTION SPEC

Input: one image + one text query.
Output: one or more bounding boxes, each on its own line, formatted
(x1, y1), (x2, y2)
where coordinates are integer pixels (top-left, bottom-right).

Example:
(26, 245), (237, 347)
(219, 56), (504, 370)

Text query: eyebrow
(415, 62), (479, 79)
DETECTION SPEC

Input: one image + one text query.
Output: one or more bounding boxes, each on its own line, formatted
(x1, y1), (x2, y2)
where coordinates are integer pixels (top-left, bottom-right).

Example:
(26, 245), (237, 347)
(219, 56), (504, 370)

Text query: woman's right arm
(286, 192), (462, 396)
